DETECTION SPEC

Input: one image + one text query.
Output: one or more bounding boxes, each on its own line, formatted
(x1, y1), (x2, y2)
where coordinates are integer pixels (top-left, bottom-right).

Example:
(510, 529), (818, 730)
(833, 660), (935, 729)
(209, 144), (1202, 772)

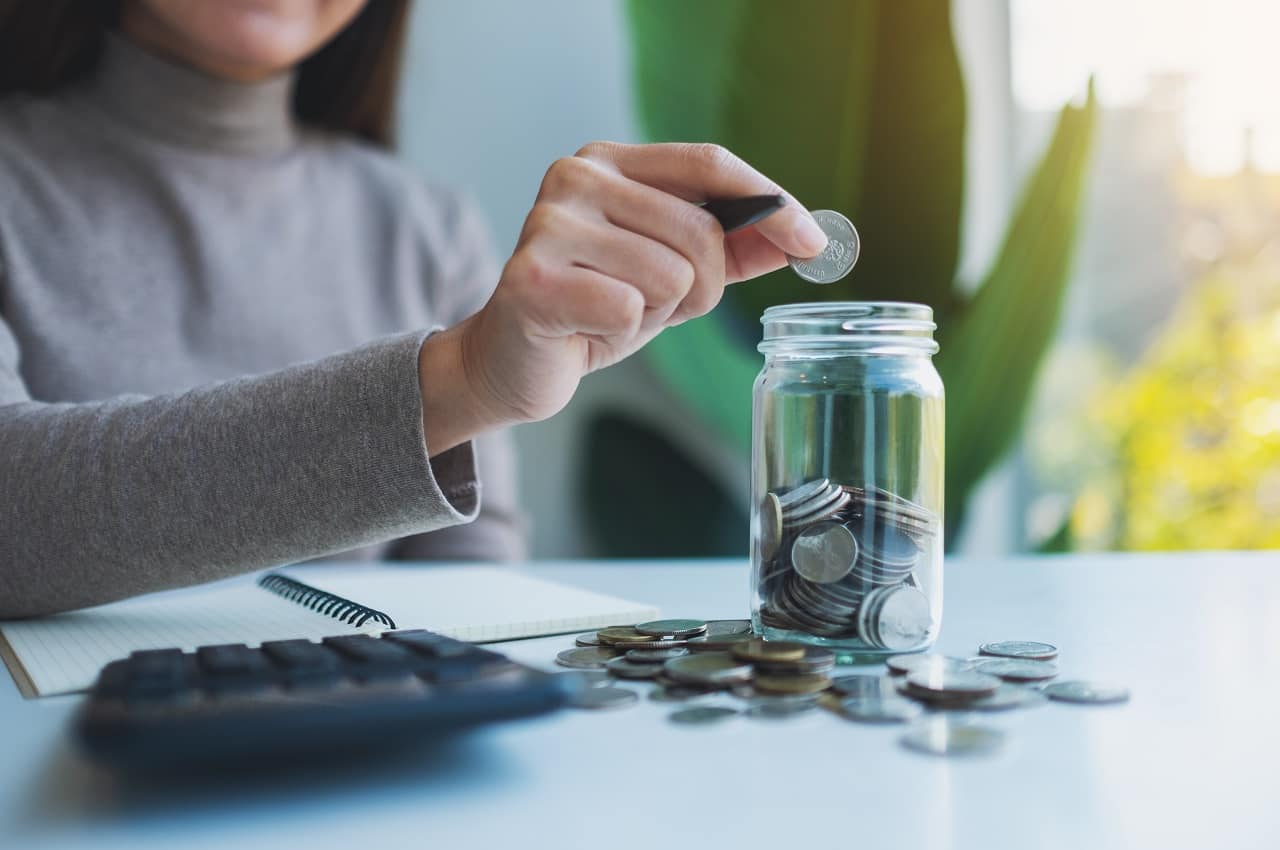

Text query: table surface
(3, 553), (1278, 850)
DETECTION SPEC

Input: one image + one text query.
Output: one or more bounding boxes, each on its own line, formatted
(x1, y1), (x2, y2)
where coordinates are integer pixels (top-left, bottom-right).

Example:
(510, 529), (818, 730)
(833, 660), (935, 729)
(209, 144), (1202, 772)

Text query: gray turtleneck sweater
(0, 35), (526, 618)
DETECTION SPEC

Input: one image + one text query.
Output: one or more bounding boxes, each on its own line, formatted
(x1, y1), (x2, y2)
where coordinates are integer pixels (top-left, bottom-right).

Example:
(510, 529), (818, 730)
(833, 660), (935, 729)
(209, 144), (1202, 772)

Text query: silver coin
(555, 647), (620, 669)
(606, 656), (665, 679)
(979, 640), (1059, 661)
(783, 487), (849, 525)
(636, 619), (708, 638)
(760, 493), (783, 561)
(568, 686), (639, 710)
(865, 583), (926, 650)
(627, 647), (690, 663)
(830, 674), (897, 698)
(791, 521), (859, 584)
(786, 210), (859, 284)
(905, 668), (1001, 698)
(834, 695), (923, 724)
(1042, 680), (1131, 705)
(967, 683), (1049, 712)
(776, 478), (830, 509)
(669, 706), (739, 725)
(663, 652), (754, 686)
(900, 716), (1005, 756)
(704, 619), (753, 637)
(556, 670), (610, 688)
(885, 654), (973, 677)
(574, 632), (603, 647)
(747, 699), (818, 720)
(649, 685), (714, 703)
(972, 658), (1060, 682)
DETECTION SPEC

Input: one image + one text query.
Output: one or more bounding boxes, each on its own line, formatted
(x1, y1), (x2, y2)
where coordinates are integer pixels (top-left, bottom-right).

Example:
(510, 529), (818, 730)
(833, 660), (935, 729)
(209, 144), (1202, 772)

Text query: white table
(3, 553), (1278, 850)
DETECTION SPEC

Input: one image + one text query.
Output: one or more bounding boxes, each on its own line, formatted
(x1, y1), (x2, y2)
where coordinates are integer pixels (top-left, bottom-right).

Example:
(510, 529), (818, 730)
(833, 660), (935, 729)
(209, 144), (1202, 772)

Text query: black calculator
(74, 630), (573, 771)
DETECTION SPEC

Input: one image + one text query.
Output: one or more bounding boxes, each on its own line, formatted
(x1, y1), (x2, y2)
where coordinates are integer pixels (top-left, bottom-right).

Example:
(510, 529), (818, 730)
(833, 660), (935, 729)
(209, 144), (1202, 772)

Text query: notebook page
(285, 565), (661, 642)
(0, 577), (368, 697)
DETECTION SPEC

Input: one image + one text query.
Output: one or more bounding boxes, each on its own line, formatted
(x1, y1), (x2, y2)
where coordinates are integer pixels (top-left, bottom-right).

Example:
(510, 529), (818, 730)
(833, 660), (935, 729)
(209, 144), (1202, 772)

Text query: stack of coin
(758, 479), (939, 649)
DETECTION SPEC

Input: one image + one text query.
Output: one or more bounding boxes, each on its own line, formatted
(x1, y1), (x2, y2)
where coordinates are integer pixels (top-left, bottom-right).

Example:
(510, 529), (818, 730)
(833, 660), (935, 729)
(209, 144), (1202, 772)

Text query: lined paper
(1, 566), (660, 697)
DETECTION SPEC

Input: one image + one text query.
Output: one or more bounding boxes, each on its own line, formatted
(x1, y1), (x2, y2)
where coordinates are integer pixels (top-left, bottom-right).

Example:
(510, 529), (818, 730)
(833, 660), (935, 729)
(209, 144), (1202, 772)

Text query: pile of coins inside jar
(757, 478), (939, 649)
(555, 624), (1130, 756)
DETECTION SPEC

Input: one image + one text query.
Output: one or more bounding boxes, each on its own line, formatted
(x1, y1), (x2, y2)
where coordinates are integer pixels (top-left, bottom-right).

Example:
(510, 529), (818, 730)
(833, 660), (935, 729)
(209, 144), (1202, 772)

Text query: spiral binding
(257, 573), (397, 629)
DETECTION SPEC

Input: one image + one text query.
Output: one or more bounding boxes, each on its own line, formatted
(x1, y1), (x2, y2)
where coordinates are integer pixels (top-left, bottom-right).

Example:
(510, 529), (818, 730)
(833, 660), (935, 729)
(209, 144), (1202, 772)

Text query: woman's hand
(419, 142), (828, 455)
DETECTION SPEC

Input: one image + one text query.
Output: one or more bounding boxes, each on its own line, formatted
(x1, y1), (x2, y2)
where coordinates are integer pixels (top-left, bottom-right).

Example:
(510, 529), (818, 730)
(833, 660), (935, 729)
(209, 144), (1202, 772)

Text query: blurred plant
(584, 0), (1096, 553)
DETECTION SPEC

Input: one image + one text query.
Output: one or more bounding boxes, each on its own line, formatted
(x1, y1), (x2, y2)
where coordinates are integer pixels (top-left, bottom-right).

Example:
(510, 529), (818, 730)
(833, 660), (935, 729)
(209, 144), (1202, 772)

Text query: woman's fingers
(518, 199), (695, 329)
(576, 141), (828, 262)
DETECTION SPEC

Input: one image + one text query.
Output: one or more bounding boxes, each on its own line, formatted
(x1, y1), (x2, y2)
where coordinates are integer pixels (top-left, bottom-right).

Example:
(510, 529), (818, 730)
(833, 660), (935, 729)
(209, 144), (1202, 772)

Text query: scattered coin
(966, 683), (1049, 712)
(568, 686), (639, 710)
(664, 653), (754, 687)
(635, 619), (708, 638)
(669, 706), (739, 725)
(1042, 680), (1131, 705)
(753, 646), (837, 676)
(626, 647), (690, 663)
(556, 670), (610, 688)
(731, 639), (806, 664)
(979, 640), (1059, 661)
(574, 632), (602, 647)
(787, 209), (860, 284)
(900, 717), (1005, 757)
(704, 620), (753, 637)
(753, 672), (831, 696)
(596, 627), (662, 645)
(555, 647), (621, 669)
(833, 695), (923, 724)
(747, 698), (818, 720)
(649, 685), (714, 703)
(830, 674), (897, 698)
(885, 653), (972, 677)
(685, 632), (755, 652)
(606, 657), (665, 680)
(972, 658), (1060, 682)
(904, 669), (1001, 700)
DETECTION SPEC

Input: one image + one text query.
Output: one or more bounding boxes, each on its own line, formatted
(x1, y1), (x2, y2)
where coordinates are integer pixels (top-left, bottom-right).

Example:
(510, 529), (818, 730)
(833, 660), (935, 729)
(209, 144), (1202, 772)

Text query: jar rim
(759, 301), (938, 355)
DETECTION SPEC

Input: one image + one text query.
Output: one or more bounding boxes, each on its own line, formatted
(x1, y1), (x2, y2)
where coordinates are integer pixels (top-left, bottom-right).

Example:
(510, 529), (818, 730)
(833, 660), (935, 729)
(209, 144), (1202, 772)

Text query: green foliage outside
(593, 0), (1097, 553)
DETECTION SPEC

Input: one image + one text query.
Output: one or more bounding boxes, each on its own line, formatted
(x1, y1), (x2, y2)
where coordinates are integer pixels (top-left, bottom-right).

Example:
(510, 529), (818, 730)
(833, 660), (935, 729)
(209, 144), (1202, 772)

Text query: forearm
(0, 332), (478, 618)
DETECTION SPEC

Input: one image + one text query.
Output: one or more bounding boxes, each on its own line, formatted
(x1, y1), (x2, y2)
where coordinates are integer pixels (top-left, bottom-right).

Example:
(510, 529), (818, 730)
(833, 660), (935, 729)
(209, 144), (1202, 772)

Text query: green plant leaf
(936, 82), (1099, 535)
(626, 0), (744, 143)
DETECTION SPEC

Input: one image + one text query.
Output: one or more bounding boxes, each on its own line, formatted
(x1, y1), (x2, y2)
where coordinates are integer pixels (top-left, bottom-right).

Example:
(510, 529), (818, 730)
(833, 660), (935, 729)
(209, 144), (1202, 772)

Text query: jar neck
(758, 302), (938, 357)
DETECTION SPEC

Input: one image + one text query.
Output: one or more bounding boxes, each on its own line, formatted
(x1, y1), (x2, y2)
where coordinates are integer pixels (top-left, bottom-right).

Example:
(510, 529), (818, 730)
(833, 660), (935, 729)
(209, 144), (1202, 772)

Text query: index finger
(578, 142), (829, 260)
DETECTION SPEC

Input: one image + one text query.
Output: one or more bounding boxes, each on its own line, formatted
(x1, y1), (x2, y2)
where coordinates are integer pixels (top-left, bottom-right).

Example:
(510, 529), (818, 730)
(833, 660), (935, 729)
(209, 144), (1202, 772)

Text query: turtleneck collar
(85, 32), (299, 156)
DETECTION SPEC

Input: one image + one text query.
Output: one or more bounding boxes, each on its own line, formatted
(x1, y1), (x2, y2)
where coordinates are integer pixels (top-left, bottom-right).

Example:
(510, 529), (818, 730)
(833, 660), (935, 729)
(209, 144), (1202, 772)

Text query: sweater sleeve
(0, 321), (481, 619)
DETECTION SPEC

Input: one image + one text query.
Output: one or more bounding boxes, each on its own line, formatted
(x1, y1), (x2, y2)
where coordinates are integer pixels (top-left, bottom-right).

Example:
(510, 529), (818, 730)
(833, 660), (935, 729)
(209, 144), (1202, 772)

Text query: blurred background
(397, 0), (1280, 559)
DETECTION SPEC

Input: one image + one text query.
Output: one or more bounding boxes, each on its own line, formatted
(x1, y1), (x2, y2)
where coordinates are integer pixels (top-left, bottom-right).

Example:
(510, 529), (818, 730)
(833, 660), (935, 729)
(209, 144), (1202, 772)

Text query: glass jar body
(750, 304), (944, 659)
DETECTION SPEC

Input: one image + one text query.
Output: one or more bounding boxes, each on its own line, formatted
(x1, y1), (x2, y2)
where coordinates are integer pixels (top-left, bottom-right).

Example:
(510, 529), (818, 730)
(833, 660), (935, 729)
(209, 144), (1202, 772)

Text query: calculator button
(382, 630), (470, 658)
(196, 643), (272, 676)
(322, 634), (418, 666)
(261, 639), (341, 672)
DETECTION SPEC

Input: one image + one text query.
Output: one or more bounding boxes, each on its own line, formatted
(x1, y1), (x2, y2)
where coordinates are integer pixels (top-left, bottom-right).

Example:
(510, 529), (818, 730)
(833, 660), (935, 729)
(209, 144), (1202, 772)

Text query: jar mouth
(759, 302), (938, 355)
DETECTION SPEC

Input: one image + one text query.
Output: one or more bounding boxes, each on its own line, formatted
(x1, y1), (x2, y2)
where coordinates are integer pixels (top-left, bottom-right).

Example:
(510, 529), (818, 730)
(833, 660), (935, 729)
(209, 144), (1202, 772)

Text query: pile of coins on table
(756, 479), (940, 649)
(555, 623), (1131, 755)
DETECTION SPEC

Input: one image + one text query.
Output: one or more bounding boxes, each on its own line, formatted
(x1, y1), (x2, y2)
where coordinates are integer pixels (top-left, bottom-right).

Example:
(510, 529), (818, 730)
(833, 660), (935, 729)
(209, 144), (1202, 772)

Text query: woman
(0, 0), (828, 618)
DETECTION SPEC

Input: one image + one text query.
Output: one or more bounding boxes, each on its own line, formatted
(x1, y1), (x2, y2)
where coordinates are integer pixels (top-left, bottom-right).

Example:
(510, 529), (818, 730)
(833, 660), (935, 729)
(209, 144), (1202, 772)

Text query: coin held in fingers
(787, 210), (859, 284)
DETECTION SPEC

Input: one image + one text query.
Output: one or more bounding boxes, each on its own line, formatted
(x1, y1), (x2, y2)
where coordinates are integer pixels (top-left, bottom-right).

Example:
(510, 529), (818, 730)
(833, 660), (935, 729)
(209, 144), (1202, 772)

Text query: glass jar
(750, 302), (944, 659)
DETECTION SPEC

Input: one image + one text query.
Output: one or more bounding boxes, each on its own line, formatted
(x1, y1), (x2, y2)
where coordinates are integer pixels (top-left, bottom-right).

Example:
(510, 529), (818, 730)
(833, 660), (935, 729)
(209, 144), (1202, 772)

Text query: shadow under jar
(751, 303), (944, 660)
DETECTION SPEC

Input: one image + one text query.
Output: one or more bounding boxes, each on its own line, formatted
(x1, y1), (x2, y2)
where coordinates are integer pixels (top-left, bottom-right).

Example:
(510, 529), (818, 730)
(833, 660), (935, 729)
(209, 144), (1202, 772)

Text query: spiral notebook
(0, 565), (659, 698)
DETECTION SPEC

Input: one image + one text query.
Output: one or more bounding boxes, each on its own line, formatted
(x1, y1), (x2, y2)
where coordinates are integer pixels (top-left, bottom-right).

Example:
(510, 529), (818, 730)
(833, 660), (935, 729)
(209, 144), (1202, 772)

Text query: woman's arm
(0, 321), (479, 618)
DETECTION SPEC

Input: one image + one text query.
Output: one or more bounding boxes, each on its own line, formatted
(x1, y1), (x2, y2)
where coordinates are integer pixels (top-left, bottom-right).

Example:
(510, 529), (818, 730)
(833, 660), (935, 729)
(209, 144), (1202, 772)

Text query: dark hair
(0, 0), (411, 147)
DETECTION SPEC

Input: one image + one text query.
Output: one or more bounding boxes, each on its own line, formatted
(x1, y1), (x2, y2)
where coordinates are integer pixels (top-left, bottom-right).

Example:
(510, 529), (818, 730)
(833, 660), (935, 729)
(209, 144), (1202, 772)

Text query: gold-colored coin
(596, 627), (659, 645)
(752, 673), (832, 695)
(730, 638), (807, 664)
